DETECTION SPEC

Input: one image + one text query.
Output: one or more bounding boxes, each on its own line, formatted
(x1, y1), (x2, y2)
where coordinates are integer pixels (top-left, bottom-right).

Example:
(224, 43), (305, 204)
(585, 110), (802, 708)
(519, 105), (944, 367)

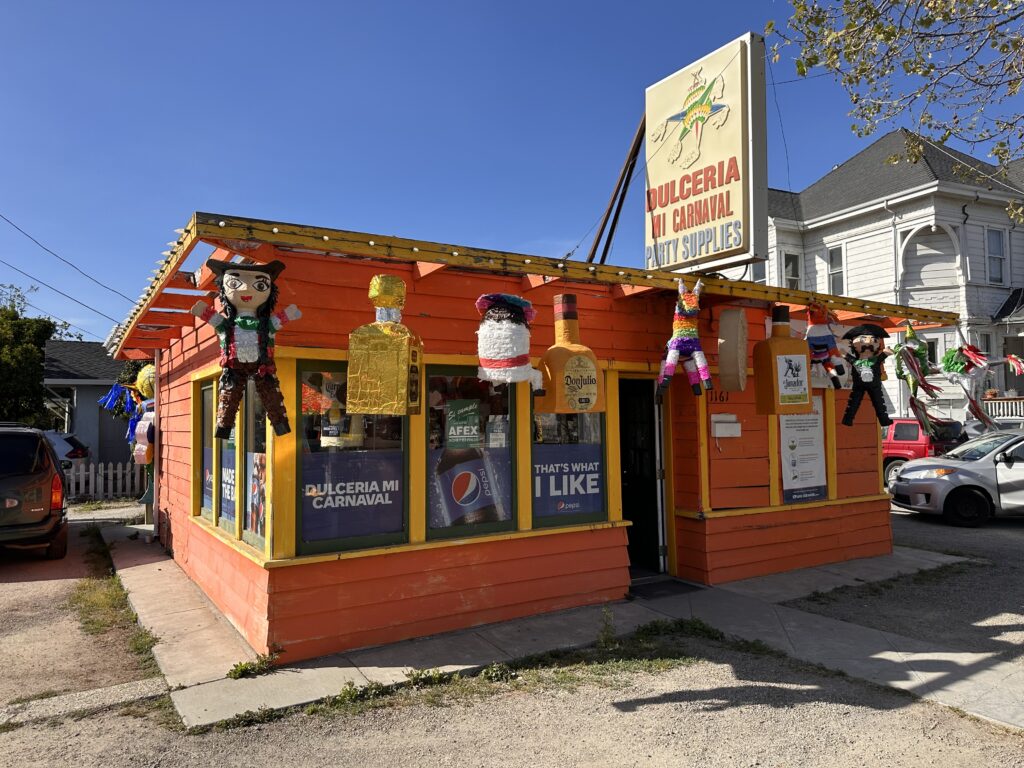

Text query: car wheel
(884, 460), (905, 487)
(45, 524), (68, 560)
(943, 488), (991, 528)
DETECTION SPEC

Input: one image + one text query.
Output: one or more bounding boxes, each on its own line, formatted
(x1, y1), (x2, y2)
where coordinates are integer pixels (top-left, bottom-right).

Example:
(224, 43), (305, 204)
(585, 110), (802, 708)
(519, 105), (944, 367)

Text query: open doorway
(618, 378), (665, 580)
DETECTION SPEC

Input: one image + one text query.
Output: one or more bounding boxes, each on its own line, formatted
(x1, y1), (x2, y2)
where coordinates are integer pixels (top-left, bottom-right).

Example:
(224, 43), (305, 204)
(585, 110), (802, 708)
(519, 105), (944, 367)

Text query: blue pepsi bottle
(435, 446), (501, 525)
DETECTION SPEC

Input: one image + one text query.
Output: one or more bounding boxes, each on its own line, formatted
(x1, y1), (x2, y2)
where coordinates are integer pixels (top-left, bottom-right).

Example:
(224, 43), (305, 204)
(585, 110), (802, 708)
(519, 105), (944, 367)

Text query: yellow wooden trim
(211, 378), (222, 526)
(185, 213), (959, 326)
(408, 370), (427, 544)
(662, 383), (678, 577)
(515, 381), (533, 532)
(263, 520), (633, 569)
(234, 393), (245, 540)
(425, 353), (478, 366)
(696, 395), (711, 513)
(190, 380), (203, 517)
(271, 358), (298, 559)
(189, 514), (273, 567)
(264, 411), (274, 559)
(767, 415), (781, 506)
(275, 346), (348, 361)
(674, 492), (891, 519)
(187, 512), (631, 569)
(604, 371), (622, 523)
(707, 366), (755, 375)
(876, 413), (885, 494)
(825, 388), (838, 500)
(190, 362), (223, 382)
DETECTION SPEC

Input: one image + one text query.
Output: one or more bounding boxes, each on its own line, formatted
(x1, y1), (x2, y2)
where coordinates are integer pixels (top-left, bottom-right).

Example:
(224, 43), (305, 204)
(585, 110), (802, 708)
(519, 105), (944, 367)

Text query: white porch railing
(983, 398), (1024, 418)
(65, 462), (146, 501)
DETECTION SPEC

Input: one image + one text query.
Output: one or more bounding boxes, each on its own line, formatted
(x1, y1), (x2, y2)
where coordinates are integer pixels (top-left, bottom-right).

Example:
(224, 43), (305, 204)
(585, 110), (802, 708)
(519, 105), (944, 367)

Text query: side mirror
(60, 460), (73, 470)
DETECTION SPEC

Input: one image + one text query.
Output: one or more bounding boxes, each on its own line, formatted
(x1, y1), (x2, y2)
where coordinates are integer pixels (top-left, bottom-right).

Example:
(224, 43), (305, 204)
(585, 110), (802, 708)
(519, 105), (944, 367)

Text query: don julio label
(564, 355), (598, 411)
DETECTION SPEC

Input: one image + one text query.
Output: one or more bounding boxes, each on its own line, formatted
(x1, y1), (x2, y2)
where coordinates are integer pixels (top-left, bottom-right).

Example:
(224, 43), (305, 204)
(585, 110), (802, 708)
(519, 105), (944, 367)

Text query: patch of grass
(479, 662), (517, 683)
(214, 706), (284, 730)
(404, 667), (453, 689)
(805, 589), (838, 604)
(596, 606), (617, 649)
(67, 525), (160, 676)
(912, 562), (970, 585)
(118, 695), (183, 731)
(7, 689), (67, 705)
(227, 647), (282, 679)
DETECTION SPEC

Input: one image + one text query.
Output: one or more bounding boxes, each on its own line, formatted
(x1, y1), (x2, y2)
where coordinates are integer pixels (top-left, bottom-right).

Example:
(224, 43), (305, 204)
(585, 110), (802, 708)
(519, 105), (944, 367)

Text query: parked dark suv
(0, 423), (70, 559)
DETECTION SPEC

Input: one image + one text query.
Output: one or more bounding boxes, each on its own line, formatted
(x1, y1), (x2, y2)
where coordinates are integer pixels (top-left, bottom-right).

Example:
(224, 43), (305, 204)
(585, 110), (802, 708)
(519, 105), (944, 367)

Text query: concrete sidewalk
(103, 527), (1024, 731)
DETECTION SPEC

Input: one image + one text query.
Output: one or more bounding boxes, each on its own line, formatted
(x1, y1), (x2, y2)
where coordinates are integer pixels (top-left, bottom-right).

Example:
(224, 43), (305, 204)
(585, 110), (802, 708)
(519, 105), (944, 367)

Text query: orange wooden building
(110, 212), (958, 662)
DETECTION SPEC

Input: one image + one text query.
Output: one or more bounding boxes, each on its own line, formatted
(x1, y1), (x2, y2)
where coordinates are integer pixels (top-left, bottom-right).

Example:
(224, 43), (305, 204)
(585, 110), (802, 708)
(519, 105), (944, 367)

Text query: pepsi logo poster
(532, 443), (604, 518)
(427, 447), (512, 529)
(301, 450), (404, 541)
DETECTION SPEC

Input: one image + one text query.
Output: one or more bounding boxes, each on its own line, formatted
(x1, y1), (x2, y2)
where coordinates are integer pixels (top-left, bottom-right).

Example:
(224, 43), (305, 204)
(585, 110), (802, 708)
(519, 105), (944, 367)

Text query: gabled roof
(44, 340), (125, 382)
(774, 129), (1012, 222)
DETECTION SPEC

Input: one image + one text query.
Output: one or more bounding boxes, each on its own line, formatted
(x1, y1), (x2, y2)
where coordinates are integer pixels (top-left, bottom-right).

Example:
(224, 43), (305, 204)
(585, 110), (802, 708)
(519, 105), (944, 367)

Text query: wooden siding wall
(267, 527), (630, 661)
(158, 323), (275, 649)
(156, 250), (673, 658)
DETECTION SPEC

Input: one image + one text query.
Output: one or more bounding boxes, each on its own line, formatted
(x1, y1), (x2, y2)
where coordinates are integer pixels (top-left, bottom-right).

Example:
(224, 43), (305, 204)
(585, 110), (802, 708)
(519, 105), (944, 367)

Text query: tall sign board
(645, 33), (767, 272)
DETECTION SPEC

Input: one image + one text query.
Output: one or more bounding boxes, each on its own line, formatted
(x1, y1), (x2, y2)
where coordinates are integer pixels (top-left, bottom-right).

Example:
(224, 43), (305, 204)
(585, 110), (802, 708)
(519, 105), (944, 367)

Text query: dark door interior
(619, 378), (661, 575)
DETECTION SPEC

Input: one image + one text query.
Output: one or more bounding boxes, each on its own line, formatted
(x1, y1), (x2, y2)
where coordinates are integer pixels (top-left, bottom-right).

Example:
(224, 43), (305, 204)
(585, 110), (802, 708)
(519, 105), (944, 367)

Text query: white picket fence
(65, 462), (147, 501)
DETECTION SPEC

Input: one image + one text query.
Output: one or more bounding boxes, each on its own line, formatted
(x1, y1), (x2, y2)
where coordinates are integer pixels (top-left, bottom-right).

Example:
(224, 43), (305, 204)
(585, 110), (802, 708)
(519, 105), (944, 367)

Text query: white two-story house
(719, 128), (1024, 422)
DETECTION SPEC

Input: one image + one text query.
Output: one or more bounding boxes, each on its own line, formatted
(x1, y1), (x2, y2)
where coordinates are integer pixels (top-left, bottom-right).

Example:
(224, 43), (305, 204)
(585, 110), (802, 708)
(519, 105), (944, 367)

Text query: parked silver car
(890, 430), (1024, 527)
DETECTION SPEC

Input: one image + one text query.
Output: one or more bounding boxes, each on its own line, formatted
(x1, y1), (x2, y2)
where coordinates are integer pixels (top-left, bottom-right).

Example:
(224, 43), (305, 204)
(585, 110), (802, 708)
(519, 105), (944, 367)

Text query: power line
(766, 54), (794, 193)
(0, 212), (136, 303)
(0, 257), (123, 324)
(23, 300), (104, 341)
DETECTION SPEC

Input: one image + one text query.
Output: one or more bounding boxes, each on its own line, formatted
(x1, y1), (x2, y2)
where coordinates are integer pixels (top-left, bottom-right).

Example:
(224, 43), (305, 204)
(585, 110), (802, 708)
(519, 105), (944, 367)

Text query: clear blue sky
(0, 1), (910, 342)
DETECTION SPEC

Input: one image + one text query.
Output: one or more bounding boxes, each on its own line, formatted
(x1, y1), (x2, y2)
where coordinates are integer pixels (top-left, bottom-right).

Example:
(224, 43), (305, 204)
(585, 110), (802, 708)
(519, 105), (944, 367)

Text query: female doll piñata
(191, 259), (301, 438)
(657, 279), (712, 397)
(805, 301), (845, 388)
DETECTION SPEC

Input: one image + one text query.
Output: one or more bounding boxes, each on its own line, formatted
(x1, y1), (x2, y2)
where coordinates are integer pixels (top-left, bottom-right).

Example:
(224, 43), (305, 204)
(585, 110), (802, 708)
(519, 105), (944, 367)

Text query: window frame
(749, 259), (767, 285)
(986, 227), (1007, 286)
(530, 408), (608, 529)
(826, 245), (845, 296)
(424, 364), (517, 542)
(977, 332), (992, 356)
(295, 359), (410, 556)
(782, 252), (802, 291)
(199, 381), (215, 521)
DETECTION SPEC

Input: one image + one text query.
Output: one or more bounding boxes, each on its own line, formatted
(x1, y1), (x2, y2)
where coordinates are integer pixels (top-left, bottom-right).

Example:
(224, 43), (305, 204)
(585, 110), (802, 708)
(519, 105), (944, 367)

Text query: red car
(882, 418), (962, 487)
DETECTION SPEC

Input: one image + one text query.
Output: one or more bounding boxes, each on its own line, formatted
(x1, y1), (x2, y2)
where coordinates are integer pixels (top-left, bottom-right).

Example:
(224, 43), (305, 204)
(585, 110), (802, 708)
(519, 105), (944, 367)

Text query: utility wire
(22, 299), (104, 341)
(766, 55), (794, 193)
(0, 257), (123, 324)
(0, 212), (136, 303)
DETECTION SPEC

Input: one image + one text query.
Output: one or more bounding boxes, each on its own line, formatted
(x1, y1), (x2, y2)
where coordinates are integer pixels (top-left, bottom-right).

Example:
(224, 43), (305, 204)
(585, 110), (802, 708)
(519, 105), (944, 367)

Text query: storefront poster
(445, 400), (481, 449)
(301, 450), (404, 541)
(246, 452), (266, 539)
(220, 444), (236, 523)
(532, 443), (604, 517)
(776, 353), (810, 405)
(779, 395), (827, 503)
(202, 447), (214, 509)
(427, 446), (512, 528)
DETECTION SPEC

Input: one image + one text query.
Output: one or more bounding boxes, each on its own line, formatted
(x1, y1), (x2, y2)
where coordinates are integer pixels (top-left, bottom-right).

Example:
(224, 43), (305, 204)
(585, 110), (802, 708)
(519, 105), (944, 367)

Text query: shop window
(298, 363), (406, 554)
(987, 229), (1006, 285)
(532, 412), (606, 526)
(783, 253), (802, 290)
(426, 368), (515, 539)
(827, 246), (844, 295)
(242, 379), (268, 550)
(218, 421), (238, 534)
(200, 383), (214, 520)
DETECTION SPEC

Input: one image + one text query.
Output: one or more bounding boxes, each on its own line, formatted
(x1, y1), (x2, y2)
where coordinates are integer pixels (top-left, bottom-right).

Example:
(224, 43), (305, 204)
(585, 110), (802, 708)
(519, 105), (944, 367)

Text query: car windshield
(933, 422), (962, 441)
(0, 434), (50, 478)
(944, 432), (1020, 461)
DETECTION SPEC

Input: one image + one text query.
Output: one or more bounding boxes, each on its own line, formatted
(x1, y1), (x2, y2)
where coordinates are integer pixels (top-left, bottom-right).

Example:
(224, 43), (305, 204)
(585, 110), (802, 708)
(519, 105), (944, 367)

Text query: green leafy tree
(770, 1), (1024, 214)
(0, 286), (57, 426)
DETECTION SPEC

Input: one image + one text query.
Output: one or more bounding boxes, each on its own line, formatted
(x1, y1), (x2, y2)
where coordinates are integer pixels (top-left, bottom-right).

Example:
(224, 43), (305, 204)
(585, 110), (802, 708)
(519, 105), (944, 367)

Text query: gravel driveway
(787, 509), (1024, 666)
(0, 519), (152, 705)
(2, 635), (1023, 767)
